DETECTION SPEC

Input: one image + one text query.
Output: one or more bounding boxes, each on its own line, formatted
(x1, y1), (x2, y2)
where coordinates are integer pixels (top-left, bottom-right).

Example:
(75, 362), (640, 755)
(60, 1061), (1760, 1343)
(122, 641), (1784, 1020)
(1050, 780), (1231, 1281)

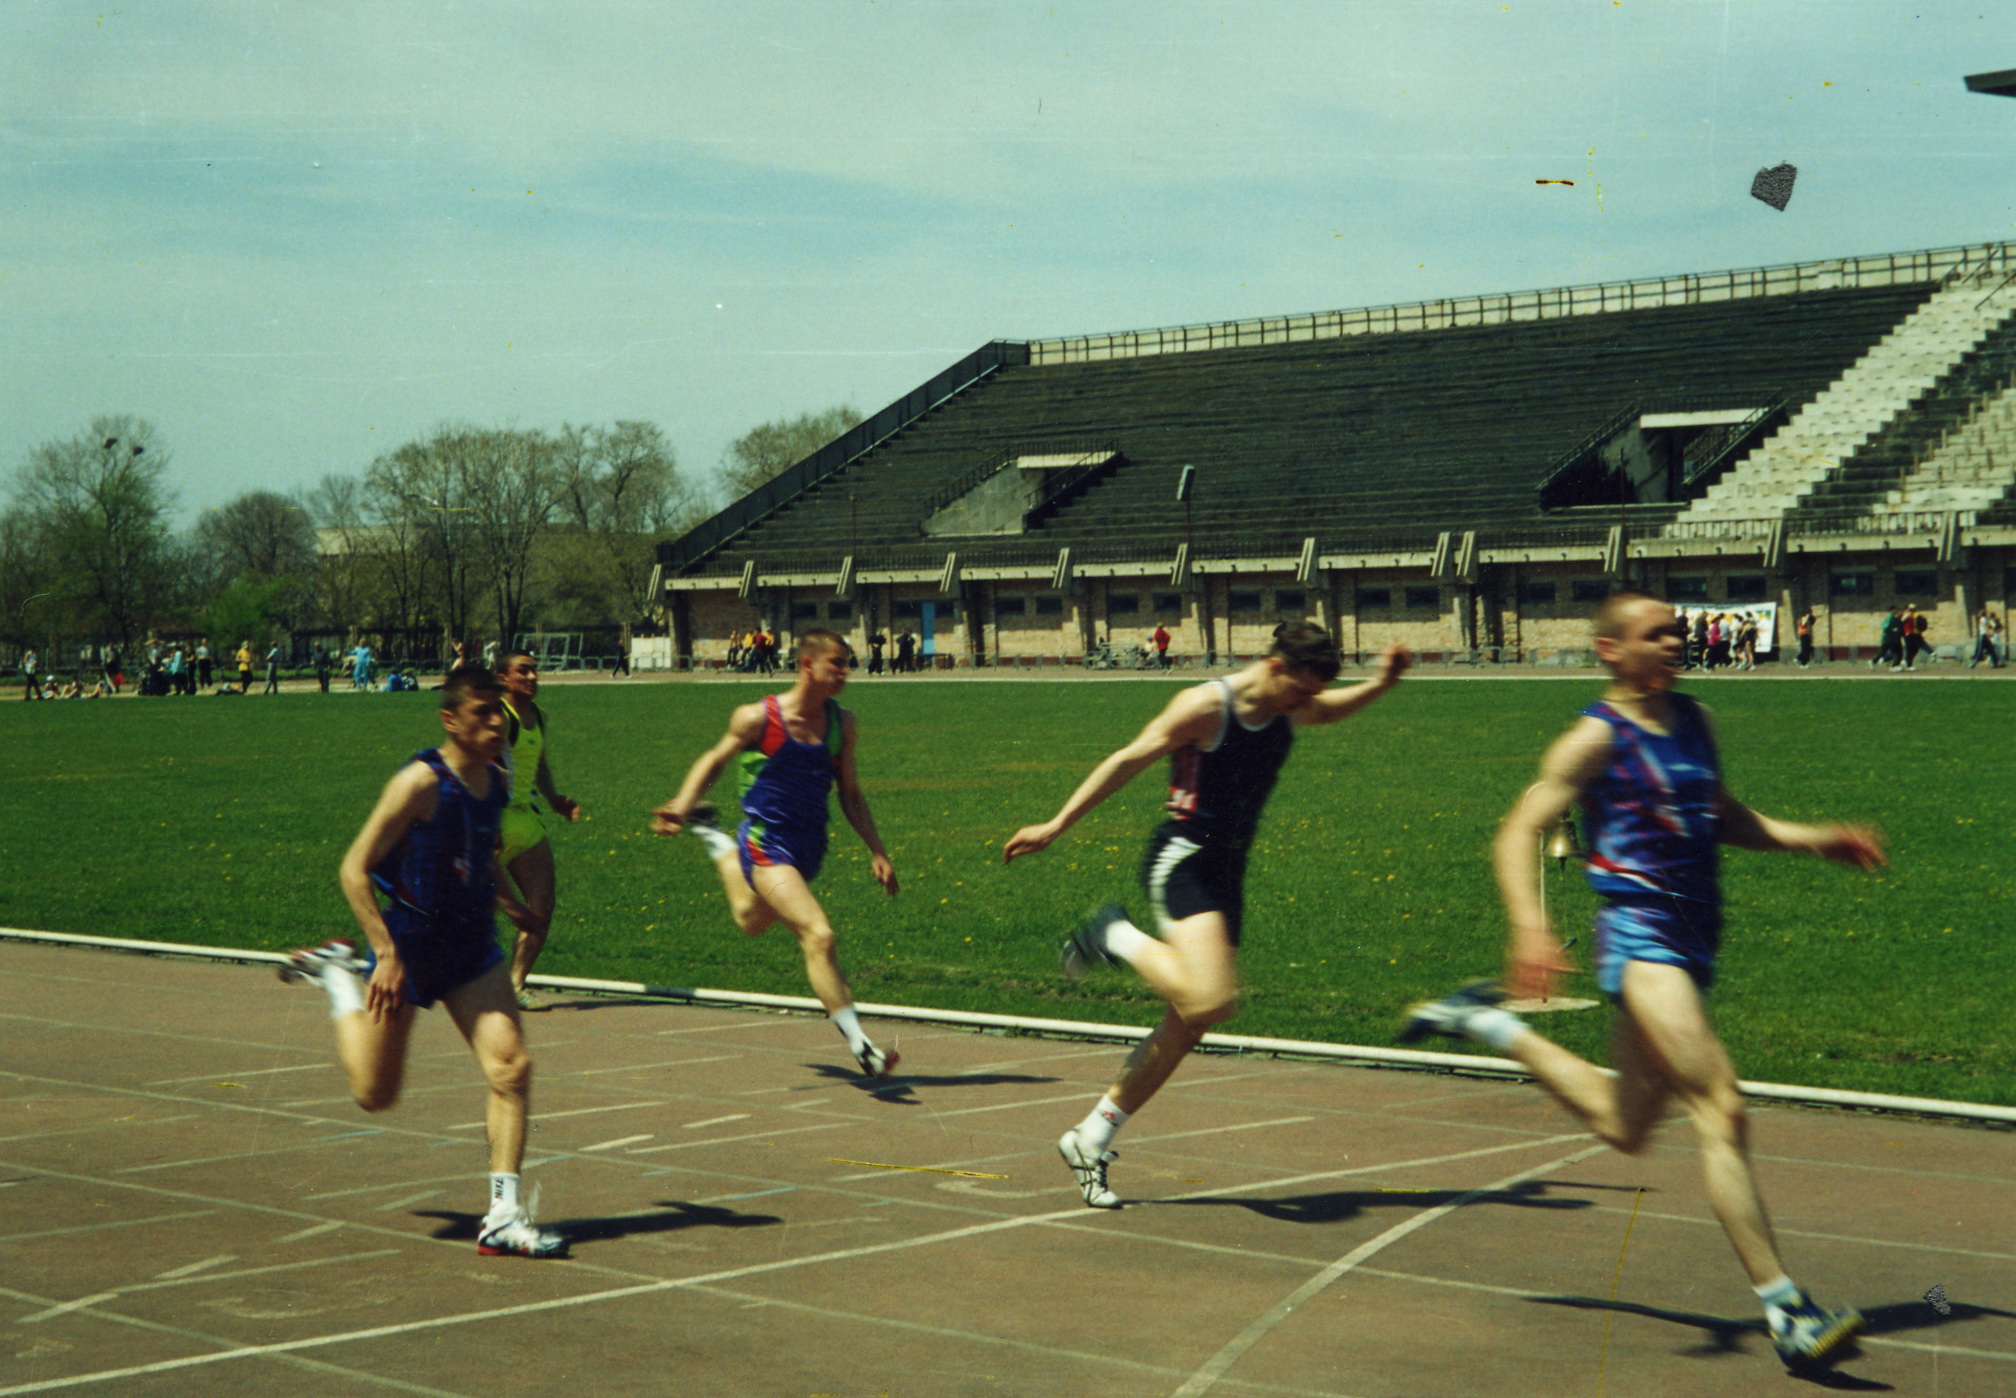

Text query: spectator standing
(1796, 610), (1816, 668)
(352, 641), (374, 690)
(868, 630), (886, 675)
(315, 643), (333, 693)
(1735, 615), (1758, 671)
(1971, 608), (2003, 668)
(1690, 611), (1709, 670)
(1906, 609), (1930, 669)
(481, 638), (499, 672)
(1703, 614), (1723, 670)
(196, 639), (214, 690)
(895, 629), (916, 674)
(166, 645), (187, 696)
(1152, 623), (1172, 669)
(1875, 610), (1903, 669)
(263, 643), (282, 695)
(235, 640), (254, 693)
(22, 648), (40, 701)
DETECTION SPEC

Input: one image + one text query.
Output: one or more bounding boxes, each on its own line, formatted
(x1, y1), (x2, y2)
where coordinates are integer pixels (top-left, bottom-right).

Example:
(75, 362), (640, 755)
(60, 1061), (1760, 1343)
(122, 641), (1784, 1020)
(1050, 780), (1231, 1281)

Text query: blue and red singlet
(366, 748), (510, 1006)
(736, 694), (843, 883)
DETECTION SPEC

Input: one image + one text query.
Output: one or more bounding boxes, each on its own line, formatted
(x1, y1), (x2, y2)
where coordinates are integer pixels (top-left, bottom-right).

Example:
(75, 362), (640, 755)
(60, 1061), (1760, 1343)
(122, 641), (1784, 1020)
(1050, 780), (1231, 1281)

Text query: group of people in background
(1676, 608), (1762, 671)
(1874, 606), (1934, 670)
(725, 627), (779, 674)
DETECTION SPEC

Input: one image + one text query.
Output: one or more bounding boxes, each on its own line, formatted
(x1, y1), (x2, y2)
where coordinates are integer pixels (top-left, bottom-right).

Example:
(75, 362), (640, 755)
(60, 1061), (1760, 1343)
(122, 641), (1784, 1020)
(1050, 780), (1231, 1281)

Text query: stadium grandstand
(656, 239), (2016, 667)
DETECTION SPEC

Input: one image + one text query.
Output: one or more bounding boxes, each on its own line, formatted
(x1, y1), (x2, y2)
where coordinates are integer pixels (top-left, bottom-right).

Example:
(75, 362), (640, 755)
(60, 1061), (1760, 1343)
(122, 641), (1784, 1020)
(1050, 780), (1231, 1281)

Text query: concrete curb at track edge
(4, 924), (2012, 1129)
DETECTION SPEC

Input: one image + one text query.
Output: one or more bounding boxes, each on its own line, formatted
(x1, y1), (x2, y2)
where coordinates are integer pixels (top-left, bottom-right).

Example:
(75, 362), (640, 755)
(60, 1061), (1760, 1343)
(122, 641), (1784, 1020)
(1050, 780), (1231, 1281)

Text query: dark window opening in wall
(1274, 589), (1306, 613)
(1725, 576), (1767, 603)
(996, 595), (1027, 616)
(1152, 592), (1183, 612)
(1668, 577), (1709, 602)
(1228, 590), (1264, 611)
(893, 600), (922, 618)
(790, 601), (818, 621)
(1571, 579), (1611, 604)
(1356, 587), (1391, 610)
(1830, 572), (1875, 597)
(1035, 595), (1064, 616)
(1107, 592), (1140, 616)
(1404, 586), (1439, 610)
(827, 602), (853, 621)
(2005, 566), (2016, 597)
(1894, 569), (1938, 597)
(1518, 580), (1557, 606)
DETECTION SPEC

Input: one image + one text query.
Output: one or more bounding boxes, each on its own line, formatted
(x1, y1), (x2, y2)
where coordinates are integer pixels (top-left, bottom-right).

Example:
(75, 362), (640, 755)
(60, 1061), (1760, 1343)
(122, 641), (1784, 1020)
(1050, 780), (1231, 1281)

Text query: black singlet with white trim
(1164, 678), (1294, 852)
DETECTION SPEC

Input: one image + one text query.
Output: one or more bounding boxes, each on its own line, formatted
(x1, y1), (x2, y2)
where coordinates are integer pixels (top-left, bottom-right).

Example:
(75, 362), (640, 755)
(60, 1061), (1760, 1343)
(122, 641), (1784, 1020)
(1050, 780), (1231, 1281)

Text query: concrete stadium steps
(1673, 274), (2016, 526)
(702, 284), (1933, 569)
(1864, 382), (2016, 520)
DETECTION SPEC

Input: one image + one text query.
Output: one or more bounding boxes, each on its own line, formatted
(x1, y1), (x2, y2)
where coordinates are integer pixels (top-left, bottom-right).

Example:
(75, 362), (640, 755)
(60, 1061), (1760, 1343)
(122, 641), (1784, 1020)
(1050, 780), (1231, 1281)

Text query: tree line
(0, 405), (860, 663)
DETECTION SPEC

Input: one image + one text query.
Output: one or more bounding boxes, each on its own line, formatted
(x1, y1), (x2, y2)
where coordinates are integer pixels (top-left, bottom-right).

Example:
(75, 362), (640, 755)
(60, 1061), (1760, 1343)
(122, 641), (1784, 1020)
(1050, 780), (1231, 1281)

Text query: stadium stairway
(1671, 270), (2016, 531)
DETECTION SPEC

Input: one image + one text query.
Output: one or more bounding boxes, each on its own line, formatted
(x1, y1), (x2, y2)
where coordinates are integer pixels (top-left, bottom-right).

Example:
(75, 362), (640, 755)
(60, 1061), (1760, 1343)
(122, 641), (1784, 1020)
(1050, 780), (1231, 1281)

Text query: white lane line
(145, 1062), (329, 1087)
(0, 1212), (219, 1247)
(1584, 1200), (2016, 1263)
(0, 1114), (202, 1147)
(0, 1133), (1596, 1393)
(150, 1254), (235, 1280)
(626, 1121), (852, 1155)
(579, 1135), (653, 1153)
(109, 1130), (388, 1175)
(273, 1220), (344, 1244)
(15, 1250), (402, 1326)
(1168, 1144), (1608, 1398)
(375, 1190), (443, 1212)
(1134, 1117), (1315, 1144)
(681, 1114), (751, 1130)
(445, 1101), (661, 1131)
(572, 1054), (740, 1077)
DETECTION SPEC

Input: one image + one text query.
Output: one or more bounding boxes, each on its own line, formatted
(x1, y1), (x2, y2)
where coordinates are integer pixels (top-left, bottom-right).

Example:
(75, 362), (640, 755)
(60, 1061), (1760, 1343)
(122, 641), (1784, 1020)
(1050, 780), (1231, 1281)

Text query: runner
(1004, 623), (1410, 1208)
(1401, 589), (1881, 1373)
(651, 628), (902, 1077)
(494, 651), (582, 1011)
(279, 663), (563, 1257)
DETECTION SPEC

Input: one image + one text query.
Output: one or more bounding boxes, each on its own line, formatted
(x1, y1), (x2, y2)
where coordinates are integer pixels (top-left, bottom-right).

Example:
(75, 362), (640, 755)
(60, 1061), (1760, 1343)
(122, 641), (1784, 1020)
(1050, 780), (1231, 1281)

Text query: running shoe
(1059, 903), (1129, 981)
(476, 1208), (568, 1259)
(1397, 979), (1510, 1045)
(685, 802), (721, 836)
(515, 989), (548, 1013)
(1771, 1296), (1863, 1370)
(1057, 1129), (1120, 1209)
(277, 939), (366, 988)
(853, 1040), (902, 1079)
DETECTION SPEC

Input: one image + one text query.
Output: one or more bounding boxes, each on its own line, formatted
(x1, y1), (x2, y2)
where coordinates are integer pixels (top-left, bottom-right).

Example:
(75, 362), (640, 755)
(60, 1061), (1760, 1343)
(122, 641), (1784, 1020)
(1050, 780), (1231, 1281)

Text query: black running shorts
(1138, 821), (1249, 946)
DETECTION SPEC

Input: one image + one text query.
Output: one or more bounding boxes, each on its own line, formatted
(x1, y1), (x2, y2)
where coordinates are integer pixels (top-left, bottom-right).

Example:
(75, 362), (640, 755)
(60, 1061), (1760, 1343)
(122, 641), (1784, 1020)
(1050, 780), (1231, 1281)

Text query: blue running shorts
(1594, 897), (1722, 998)
(738, 818), (829, 886)
(368, 910), (505, 1009)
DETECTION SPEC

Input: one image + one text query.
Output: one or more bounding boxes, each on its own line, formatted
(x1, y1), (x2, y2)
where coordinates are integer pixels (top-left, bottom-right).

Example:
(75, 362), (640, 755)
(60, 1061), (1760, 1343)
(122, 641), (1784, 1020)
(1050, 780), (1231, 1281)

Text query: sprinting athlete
(1005, 624), (1410, 1208)
(652, 629), (901, 1077)
(280, 663), (563, 1258)
(495, 652), (582, 1011)
(1402, 590), (1881, 1373)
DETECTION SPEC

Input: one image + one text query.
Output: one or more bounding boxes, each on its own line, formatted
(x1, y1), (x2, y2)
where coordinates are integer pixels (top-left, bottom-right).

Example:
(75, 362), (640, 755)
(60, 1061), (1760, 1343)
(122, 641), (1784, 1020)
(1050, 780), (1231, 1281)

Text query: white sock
(488, 1172), (520, 1222)
(830, 1005), (869, 1054)
(1755, 1274), (1801, 1326)
(1463, 1007), (1528, 1053)
(325, 966), (366, 1019)
(1099, 917), (1156, 964)
(693, 823), (736, 861)
(1074, 1095), (1130, 1153)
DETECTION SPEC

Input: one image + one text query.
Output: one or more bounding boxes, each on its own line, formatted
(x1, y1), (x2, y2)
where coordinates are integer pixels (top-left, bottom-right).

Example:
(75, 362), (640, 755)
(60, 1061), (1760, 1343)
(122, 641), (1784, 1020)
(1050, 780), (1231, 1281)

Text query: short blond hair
(1593, 589), (1663, 640)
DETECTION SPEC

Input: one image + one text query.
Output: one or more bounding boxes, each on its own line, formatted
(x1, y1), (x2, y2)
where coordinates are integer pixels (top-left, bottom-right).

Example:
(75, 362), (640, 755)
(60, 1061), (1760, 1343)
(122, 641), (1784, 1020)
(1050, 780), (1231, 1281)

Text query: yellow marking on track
(822, 1158), (1008, 1179)
(212, 1084), (247, 1091)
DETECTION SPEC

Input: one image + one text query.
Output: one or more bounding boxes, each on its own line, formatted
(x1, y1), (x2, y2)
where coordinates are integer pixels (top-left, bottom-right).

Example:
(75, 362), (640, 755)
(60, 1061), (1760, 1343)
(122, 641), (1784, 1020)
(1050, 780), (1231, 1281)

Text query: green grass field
(3, 675), (2011, 1104)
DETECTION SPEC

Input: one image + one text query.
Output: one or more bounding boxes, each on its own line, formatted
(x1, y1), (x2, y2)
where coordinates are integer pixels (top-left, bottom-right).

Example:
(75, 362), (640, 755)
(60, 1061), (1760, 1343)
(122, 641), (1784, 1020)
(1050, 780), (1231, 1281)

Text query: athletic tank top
(370, 748), (511, 926)
(1164, 679), (1293, 849)
(1578, 692), (1721, 907)
(738, 695), (842, 830)
(502, 698), (544, 812)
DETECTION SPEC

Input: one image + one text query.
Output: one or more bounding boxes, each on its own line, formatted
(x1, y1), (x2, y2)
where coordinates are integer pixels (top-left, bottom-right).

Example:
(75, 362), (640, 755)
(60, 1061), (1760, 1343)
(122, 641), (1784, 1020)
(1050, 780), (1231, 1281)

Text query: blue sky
(5, 2), (2014, 525)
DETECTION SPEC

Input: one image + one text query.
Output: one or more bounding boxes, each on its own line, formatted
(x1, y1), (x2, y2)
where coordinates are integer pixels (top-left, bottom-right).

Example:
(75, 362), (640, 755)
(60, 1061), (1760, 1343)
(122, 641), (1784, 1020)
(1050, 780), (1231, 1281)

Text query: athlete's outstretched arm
(650, 704), (764, 836)
(1003, 685), (1223, 863)
(1717, 794), (1885, 868)
(337, 762), (438, 1020)
(531, 720), (580, 823)
(1493, 716), (1612, 999)
(1294, 643), (1413, 726)
(834, 709), (898, 896)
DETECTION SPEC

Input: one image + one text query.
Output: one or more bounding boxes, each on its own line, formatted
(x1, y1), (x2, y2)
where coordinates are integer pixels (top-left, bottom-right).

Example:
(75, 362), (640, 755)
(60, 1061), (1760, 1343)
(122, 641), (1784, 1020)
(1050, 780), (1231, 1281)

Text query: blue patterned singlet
(370, 748), (511, 931)
(1577, 692), (1722, 911)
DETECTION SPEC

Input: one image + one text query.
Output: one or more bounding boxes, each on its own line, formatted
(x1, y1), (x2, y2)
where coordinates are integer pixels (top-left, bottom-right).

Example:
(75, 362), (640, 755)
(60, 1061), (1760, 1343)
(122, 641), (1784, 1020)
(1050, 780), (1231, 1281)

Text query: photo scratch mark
(1595, 1187), (1646, 1397)
(823, 1158), (1009, 1179)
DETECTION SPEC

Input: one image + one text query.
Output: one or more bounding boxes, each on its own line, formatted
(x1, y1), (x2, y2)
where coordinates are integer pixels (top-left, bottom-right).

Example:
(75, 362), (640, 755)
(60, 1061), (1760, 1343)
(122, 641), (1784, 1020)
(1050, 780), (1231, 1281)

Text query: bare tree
(553, 421), (701, 622)
(719, 405), (863, 499)
(304, 473), (373, 637)
(8, 416), (176, 646)
(457, 428), (562, 646)
(192, 490), (316, 582)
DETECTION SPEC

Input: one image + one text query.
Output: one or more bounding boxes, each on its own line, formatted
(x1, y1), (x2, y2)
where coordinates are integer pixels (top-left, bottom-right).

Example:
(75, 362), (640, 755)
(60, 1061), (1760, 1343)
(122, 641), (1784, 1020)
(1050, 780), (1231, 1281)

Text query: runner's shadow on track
(415, 1201), (783, 1249)
(801, 1063), (1061, 1105)
(1154, 1180), (1592, 1223)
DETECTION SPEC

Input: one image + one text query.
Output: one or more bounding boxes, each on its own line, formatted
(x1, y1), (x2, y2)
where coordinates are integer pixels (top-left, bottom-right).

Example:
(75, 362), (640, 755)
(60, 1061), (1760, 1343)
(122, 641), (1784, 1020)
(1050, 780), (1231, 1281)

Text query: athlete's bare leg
(442, 962), (533, 1175)
(502, 840), (556, 994)
(712, 849), (780, 937)
(1104, 910), (1238, 1114)
(332, 997), (416, 1113)
(1498, 959), (1784, 1285)
(746, 862), (850, 1012)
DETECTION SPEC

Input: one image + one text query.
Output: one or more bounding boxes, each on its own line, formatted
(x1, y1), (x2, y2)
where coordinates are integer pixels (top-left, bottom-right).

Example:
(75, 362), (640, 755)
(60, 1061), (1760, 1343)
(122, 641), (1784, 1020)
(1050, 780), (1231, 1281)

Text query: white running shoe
(854, 1041), (902, 1079)
(277, 939), (366, 988)
(1058, 1130), (1121, 1209)
(477, 1208), (567, 1259)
